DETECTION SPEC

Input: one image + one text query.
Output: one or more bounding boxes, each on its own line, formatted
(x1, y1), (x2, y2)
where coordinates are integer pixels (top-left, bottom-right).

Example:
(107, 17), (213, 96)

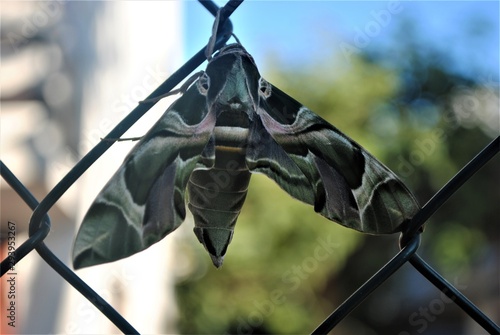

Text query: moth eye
(258, 77), (271, 98)
(197, 73), (210, 95)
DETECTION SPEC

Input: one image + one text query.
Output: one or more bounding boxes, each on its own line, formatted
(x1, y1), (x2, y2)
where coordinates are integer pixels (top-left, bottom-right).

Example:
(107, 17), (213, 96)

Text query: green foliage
(431, 222), (488, 274)
(267, 56), (400, 154)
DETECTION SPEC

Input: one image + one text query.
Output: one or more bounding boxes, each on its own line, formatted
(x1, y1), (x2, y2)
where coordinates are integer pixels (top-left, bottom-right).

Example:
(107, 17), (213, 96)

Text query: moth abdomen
(187, 144), (251, 267)
(187, 169), (250, 211)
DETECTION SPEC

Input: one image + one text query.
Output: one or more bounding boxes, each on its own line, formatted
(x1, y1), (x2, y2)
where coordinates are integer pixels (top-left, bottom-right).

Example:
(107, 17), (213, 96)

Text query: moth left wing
(250, 84), (420, 234)
(73, 85), (216, 269)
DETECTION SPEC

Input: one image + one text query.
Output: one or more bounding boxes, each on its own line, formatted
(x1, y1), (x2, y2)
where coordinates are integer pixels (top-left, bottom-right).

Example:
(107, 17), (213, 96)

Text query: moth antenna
(205, 9), (221, 61)
(140, 71), (204, 104)
(231, 33), (242, 45)
(101, 136), (143, 142)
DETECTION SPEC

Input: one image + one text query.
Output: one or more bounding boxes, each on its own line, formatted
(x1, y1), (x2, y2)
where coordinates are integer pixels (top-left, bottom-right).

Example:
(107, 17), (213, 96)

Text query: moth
(72, 43), (420, 269)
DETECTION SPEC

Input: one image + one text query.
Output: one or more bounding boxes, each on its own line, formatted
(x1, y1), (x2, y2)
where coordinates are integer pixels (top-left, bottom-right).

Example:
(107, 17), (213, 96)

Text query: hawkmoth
(72, 43), (420, 269)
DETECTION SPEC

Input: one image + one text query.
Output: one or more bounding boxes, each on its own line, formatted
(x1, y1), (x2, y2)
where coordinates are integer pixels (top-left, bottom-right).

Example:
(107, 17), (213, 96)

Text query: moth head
(202, 47), (269, 116)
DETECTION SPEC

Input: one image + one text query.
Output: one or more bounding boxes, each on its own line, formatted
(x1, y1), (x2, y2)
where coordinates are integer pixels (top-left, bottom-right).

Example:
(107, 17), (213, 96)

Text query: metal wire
(312, 234), (421, 335)
(313, 136), (500, 335)
(410, 254), (499, 334)
(0, 161), (50, 276)
(1, 0), (499, 333)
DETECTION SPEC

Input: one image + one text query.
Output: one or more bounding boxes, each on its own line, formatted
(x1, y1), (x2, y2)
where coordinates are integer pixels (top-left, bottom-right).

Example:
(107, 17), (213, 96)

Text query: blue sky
(184, 1), (499, 81)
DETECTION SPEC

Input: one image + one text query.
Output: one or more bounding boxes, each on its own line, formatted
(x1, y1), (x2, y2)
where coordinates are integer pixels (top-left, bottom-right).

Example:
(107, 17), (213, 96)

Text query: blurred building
(1, 2), (183, 333)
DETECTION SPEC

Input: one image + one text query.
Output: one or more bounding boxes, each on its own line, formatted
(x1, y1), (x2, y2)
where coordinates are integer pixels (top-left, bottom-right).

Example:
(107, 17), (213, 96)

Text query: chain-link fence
(1, 1), (499, 334)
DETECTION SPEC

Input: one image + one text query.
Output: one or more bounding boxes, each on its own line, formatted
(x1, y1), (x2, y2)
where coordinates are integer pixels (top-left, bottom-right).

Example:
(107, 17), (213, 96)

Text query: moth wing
(252, 84), (420, 234)
(246, 115), (317, 206)
(73, 85), (216, 269)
